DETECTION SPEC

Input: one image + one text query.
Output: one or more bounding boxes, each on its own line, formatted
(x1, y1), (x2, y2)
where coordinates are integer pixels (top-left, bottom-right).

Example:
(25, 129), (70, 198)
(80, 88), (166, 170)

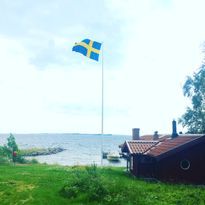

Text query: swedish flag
(72, 39), (102, 61)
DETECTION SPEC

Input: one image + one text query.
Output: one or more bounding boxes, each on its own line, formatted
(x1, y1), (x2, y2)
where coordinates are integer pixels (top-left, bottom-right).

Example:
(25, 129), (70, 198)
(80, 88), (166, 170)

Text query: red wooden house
(121, 121), (205, 184)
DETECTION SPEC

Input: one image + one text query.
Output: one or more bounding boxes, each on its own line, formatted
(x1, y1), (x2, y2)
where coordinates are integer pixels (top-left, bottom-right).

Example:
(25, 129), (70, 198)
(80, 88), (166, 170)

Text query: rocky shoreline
(20, 147), (66, 157)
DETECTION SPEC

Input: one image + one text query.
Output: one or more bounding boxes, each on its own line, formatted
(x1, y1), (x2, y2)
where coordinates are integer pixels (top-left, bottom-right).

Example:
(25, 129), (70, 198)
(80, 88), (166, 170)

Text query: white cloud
(0, 35), (104, 133)
(0, 0), (204, 134)
(103, 0), (205, 134)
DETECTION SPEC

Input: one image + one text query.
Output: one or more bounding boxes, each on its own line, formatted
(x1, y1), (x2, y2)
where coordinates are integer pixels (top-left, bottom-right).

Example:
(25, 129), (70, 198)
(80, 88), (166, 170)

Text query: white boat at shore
(107, 151), (120, 162)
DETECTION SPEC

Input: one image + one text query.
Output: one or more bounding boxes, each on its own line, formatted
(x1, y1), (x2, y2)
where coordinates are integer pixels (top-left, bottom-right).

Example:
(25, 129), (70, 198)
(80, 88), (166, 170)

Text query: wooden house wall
(155, 142), (205, 184)
(130, 154), (138, 176)
(131, 155), (156, 178)
(137, 156), (156, 178)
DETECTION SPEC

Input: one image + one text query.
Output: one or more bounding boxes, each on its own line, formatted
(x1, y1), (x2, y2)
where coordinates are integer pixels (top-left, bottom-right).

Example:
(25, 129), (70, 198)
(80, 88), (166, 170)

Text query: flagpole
(101, 42), (104, 166)
(101, 43), (104, 135)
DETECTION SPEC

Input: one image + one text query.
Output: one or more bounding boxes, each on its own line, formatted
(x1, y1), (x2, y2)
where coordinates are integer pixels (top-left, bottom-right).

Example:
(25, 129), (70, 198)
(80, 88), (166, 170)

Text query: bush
(0, 146), (10, 164)
(29, 158), (39, 164)
(0, 134), (38, 165)
(7, 133), (18, 152)
(60, 165), (140, 205)
(0, 156), (9, 164)
(14, 154), (28, 164)
(60, 164), (108, 202)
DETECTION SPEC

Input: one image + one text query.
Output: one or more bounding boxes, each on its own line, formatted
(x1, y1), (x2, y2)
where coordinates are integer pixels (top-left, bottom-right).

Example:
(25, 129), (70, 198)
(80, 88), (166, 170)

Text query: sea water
(0, 133), (131, 166)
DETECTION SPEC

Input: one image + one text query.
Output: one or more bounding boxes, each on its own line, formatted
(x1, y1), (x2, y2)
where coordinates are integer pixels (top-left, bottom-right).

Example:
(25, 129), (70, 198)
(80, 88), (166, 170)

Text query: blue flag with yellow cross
(72, 39), (102, 61)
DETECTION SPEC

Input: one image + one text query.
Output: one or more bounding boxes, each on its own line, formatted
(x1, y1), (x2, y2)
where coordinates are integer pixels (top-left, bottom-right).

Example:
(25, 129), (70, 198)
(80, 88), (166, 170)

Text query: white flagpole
(101, 42), (104, 166)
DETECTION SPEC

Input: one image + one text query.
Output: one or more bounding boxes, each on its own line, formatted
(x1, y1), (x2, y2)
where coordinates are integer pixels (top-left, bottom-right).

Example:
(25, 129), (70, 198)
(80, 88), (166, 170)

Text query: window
(180, 159), (190, 170)
(130, 156), (133, 170)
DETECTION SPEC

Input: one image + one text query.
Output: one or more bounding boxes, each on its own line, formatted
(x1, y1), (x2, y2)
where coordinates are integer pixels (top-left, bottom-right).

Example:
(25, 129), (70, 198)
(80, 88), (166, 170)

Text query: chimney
(132, 128), (140, 140)
(171, 120), (178, 138)
(153, 131), (159, 140)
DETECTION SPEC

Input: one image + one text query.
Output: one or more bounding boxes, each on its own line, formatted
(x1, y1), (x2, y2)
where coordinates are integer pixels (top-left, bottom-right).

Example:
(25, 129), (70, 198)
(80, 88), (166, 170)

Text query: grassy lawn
(0, 164), (204, 205)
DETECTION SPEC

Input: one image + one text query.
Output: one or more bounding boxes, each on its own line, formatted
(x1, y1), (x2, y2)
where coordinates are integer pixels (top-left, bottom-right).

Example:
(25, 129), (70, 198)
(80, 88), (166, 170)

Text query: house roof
(139, 135), (154, 140)
(121, 140), (158, 154)
(146, 134), (204, 159)
(121, 134), (205, 159)
(140, 134), (169, 141)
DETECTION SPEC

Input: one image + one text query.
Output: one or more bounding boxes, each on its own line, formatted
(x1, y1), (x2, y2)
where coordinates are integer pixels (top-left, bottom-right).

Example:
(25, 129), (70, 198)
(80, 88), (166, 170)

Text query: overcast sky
(0, 0), (204, 135)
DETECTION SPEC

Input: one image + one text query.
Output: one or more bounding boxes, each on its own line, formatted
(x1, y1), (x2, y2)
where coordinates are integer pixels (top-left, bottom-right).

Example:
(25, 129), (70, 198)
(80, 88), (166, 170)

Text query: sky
(0, 0), (205, 135)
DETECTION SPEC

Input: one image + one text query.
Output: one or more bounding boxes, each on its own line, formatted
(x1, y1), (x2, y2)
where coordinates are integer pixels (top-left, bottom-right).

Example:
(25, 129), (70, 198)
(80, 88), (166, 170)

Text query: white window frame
(180, 159), (191, 170)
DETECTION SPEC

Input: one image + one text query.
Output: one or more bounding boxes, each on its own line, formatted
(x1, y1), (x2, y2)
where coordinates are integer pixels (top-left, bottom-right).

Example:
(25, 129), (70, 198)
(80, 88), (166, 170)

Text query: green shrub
(29, 158), (39, 164)
(0, 145), (9, 156)
(13, 154), (39, 164)
(7, 133), (18, 152)
(14, 154), (27, 164)
(0, 146), (10, 164)
(0, 156), (9, 164)
(1, 133), (19, 161)
(60, 165), (140, 205)
(60, 165), (137, 204)
(0, 134), (39, 165)
(60, 164), (109, 202)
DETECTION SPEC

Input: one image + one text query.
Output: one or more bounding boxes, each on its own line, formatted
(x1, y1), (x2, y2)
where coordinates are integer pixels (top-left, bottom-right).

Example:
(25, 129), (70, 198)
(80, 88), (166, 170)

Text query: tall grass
(0, 164), (205, 205)
(60, 165), (205, 205)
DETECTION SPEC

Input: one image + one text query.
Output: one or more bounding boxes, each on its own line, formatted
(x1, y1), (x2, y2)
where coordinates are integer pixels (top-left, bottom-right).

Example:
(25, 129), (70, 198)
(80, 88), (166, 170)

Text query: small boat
(107, 151), (120, 162)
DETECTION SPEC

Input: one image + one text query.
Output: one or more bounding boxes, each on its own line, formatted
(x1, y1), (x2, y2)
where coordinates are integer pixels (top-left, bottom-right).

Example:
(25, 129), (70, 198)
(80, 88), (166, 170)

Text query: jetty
(20, 147), (66, 157)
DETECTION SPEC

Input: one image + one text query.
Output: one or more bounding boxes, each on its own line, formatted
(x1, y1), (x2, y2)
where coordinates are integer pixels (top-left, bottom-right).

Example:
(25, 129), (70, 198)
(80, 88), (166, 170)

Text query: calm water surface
(0, 133), (131, 167)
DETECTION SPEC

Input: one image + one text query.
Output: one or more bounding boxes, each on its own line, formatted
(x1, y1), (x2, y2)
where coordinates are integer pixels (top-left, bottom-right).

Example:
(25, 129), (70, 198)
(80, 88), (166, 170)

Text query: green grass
(0, 164), (204, 205)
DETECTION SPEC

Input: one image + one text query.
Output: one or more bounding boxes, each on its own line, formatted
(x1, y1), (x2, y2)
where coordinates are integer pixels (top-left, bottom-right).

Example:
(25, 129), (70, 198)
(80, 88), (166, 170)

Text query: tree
(7, 133), (18, 152)
(179, 64), (205, 133)
(0, 134), (18, 163)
